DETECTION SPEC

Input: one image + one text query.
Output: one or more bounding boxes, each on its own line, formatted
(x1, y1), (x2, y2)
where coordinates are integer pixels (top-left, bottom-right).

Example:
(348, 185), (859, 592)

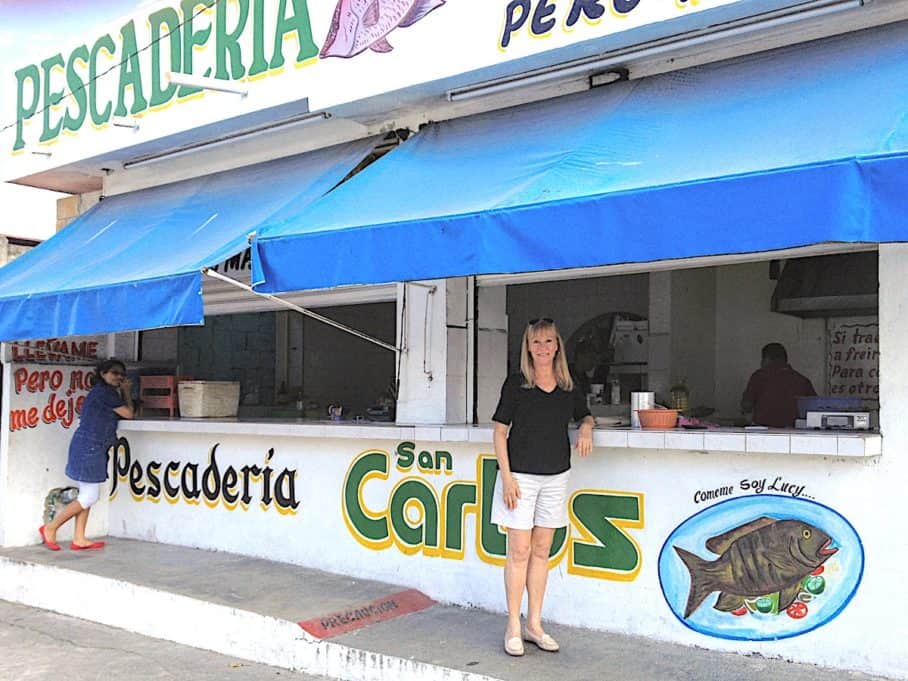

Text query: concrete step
(0, 538), (495, 681)
(0, 538), (894, 681)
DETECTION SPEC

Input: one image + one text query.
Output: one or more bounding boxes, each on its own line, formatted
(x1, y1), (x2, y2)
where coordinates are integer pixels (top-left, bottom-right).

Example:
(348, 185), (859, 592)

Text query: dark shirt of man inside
(742, 343), (816, 428)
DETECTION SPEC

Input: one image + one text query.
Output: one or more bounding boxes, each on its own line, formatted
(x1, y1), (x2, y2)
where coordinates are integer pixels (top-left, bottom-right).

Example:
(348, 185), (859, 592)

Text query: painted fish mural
(674, 516), (838, 618)
(320, 0), (446, 59)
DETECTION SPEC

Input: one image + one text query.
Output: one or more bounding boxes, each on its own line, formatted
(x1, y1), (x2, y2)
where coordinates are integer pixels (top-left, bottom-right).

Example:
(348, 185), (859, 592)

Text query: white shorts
(76, 482), (101, 509)
(491, 470), (570, 530)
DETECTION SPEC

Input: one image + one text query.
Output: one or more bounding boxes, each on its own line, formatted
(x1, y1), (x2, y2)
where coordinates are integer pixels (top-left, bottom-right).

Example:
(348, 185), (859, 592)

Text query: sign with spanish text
(103, 429), (887, 674)
(111, 434), (645, 581)
(3, 0), (752, 177)
(2, 336), (104, 365)
(1, 363), (111, 547)
(8, 364), (93, 433)
(827, 318), (879, 402)
(343, 442), (645, 581)
(110, 438), (300, 514)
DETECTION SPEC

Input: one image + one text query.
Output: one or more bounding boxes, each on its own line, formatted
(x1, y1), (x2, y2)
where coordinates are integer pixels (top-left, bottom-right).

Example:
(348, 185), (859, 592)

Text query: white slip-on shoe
(523, 629), (559, 652)
(504, 635), (525, 656)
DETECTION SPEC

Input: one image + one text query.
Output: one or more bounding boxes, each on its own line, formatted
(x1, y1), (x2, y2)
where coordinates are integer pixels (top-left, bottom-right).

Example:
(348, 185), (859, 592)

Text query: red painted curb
(298, 588), (435, 639)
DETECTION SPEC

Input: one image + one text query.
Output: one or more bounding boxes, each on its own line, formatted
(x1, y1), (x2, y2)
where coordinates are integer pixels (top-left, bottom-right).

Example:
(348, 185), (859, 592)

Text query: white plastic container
(611, 320), (649, 363)
(178, 381), (241, 418)
(630, 391), (655, 429)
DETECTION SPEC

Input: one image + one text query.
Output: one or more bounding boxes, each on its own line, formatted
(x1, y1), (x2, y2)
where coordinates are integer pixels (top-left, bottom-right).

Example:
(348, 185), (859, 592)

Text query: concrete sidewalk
(0, 600), (326, 681)
(0, 539), (892, 681)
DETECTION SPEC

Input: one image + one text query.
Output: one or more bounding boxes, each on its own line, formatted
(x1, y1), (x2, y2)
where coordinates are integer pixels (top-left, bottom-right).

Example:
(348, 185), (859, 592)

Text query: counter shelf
(120, 419), (881, 458)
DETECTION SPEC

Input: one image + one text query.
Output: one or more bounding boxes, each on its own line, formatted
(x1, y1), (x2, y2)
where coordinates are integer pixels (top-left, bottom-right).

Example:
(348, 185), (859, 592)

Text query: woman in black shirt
(492, 318), (594, 656)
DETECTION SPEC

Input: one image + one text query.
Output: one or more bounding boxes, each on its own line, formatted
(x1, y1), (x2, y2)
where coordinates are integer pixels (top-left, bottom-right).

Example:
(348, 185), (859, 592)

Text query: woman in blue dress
(39, 359), (134, 551)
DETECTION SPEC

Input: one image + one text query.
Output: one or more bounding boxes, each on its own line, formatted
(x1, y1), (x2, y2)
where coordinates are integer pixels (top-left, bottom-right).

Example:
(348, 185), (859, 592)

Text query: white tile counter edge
(120, 420), (882, 458)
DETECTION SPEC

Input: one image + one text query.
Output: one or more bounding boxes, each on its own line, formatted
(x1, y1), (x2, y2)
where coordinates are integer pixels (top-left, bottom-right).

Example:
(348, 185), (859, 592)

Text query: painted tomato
(787, 602), (809, 619)
(731, 606), (748, 616)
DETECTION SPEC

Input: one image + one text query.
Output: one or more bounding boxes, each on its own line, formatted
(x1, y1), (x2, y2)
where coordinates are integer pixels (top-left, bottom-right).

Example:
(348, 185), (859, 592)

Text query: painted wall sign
(210, 247), (253, 274)
(342, 442), (645, 581)
(3, 337), (103, 364)
(693, 475), (811, 505)
(3, 0), (744, 167)
(98, 429), (902, 676)
(11, 0), (319, 152)
(106, 435), (644, 581)
(8, 365), (92, 432)
(499, 0), (684, 49)
(110, 437), (300, 514)
(658, 495), (864, 641)
(828, 318), (879, 401)
(2, 363), (111, 547)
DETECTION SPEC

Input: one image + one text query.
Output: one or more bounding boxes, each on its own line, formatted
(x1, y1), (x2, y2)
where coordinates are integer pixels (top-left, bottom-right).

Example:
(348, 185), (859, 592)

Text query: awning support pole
(202, 268), (403, 355)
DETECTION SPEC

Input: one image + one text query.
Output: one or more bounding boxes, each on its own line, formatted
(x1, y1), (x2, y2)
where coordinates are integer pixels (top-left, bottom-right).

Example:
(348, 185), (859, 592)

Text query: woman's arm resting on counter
(494, 422), (521, 510)
(577, 415), (594, 457)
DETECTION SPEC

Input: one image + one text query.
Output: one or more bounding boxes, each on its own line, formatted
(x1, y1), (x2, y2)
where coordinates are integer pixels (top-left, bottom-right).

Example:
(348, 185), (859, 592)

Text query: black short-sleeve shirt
(492, 374), (591, 476)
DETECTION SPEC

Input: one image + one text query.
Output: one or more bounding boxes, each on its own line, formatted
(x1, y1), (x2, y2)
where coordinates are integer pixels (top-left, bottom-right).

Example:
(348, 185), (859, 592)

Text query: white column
(846, 244), (908, 670)
(395, 277), (485, 425)
(477, 285), (508, 423)
(648, 271), (672, 402)
(445, 278), (470, 424)
(395, 280), (449, 424)
(879, 244), (908, 438)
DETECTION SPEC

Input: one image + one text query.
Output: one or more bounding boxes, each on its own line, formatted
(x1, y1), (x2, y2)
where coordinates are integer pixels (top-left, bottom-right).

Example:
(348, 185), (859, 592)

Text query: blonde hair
(519, 319), (574, 391)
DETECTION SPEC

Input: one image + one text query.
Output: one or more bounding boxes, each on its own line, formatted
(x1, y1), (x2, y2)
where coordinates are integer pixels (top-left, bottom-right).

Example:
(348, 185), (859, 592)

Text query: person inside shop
(39, 359), (134, 551)
(741, 342), (816, 428)
(491, 318), (595, 657)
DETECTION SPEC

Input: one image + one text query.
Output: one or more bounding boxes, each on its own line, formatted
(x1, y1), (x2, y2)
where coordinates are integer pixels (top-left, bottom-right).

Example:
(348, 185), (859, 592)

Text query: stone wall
(55, 192), (100, 232)
(178, 313), (277, 406)
(0, 238), (33, 266)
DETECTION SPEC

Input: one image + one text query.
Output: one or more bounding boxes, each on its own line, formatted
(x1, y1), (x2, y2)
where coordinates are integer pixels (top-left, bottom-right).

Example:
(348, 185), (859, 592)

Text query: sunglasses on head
(529, 317), (554, 326)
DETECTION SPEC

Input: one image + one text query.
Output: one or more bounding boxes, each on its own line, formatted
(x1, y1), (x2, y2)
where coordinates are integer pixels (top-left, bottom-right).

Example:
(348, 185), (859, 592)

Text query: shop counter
(120, 419), (881, 458)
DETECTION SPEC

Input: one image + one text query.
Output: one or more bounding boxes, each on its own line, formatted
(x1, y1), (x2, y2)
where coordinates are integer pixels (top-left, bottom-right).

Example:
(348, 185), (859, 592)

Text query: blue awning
(252, 23), (908, 294)
(0, 138), (376, 341)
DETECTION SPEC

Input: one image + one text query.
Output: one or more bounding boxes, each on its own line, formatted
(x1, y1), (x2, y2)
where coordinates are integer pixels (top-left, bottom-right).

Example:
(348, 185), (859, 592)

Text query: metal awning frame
(202, 267), (405, 355)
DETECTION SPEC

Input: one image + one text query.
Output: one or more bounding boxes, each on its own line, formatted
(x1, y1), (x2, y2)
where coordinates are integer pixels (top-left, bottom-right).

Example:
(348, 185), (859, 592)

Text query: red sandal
(70, 541), (105, 551)
(38, 526), (61, 551)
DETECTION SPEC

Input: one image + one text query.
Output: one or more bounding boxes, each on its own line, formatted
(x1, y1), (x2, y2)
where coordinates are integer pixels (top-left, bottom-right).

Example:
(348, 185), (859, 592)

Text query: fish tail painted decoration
(675, 546), (717, 619)
(399, 0), (446, 27)
(321, 0), (447, 60)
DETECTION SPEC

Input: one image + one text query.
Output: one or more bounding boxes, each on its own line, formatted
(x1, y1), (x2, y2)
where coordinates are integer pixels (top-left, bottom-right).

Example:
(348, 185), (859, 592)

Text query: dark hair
(761, 343), (788, 363)
(88, 358), (127, 387)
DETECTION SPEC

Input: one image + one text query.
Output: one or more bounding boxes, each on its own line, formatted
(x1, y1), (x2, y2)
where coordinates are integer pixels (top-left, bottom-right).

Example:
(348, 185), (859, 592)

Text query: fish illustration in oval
(320, 0), (446, 59)
(658, 495), (864, 641)
(675, 517), (837, 618)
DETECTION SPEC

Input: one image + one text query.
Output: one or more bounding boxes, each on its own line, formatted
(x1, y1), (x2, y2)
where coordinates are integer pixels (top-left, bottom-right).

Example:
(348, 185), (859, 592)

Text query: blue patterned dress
(65, 383), (125, 483)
